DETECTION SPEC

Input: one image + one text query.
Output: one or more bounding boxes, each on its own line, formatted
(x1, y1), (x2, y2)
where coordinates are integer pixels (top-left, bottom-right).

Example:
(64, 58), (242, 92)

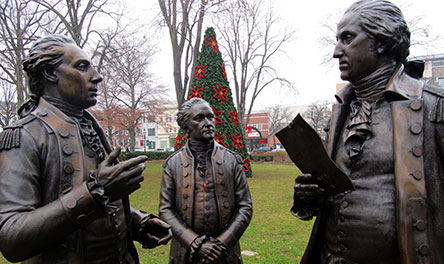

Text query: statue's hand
(294, 173), (327, 203)
(96, 147), (148, 201)
(138, 215), (172, 249)
(198, 241), (225, 264)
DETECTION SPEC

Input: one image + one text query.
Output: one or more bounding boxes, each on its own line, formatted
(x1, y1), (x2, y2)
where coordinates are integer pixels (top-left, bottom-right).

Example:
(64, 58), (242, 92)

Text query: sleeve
(216, 155), (253, 248)
(159, 159), (198, 249)
(0, 127), (102, 262)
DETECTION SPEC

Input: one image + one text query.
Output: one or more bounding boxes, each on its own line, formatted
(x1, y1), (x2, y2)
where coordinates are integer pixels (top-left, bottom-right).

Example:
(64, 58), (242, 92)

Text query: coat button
(418, 244), (430, 255)
(183, 205), (188, 211)
(218, 169), (224, 175)
(414, 219), (427, 231)
(88, 151), (95, 158)
(410, 100), (422, 111)
(341, 201), (349, 208)
(223, 201), (230, 208)
(183, 193), (188, 199)
(221, 191), (227, 197)
(183, 172), (189, 178)
(412, 146), (422, 157)
(410, 124), (422, 135)
(65, 198), (77, 209)
(58, 128), (70, 138)
(183, 162), (190, 167)
(63, 163), (74, 174)
(62, 145), (73, 155)
(219, 179), (225, 185)
(337, 231), (345, 238)
(411, 169), (423, 180)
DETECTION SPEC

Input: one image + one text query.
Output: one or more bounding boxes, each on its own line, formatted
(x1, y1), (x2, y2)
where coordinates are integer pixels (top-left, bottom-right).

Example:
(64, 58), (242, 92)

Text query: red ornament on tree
(175, 134), (183, 150)
(204, 36), (219, 53)
(189, 85), (204, 99)
(220, 65), (227, 78)
(211, 107), (224, 125)
(228, 111), (240, 127)
(215, 132), (227, 147)
(213, 83), (229, 103)
(243, 158), (251, 172)
(231, 132), (244, 151)
(194, 63), (208, 80)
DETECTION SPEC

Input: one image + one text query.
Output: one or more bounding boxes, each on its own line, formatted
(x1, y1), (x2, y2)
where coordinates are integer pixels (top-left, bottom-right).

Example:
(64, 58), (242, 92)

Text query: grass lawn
(0, 162), (313, 264)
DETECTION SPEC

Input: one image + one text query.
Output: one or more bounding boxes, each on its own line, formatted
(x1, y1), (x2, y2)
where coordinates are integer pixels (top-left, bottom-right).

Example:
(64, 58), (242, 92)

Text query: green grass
(0, 162), (313, 264)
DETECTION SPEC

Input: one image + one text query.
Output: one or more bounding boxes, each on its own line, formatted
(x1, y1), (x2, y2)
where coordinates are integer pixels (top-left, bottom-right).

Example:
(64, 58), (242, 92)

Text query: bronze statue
(0, 35), (171, 263)
(159, 98), (252, 264)
(292, 0), (444, 263)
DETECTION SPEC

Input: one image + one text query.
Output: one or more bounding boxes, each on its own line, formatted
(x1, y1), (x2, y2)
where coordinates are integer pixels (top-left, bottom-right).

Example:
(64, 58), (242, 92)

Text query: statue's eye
(76, 62), (88, 71)
(341, 34), (355, 45)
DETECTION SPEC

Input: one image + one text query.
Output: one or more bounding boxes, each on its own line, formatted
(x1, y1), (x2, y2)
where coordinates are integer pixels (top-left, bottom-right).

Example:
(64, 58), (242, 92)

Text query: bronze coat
(159, 142), (252, 263)
(0, 98), (139, 263)
(298, 65), (444, 264)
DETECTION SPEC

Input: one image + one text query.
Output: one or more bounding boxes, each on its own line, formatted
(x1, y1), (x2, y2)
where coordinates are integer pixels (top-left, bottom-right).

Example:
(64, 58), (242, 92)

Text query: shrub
(119, 151), (174, 161)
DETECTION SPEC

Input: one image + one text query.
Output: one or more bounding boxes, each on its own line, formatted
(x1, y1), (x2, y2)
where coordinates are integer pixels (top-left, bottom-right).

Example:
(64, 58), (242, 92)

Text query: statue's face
(51, 44), (102, 109)
(333, 12), (380, 84)
(187, 103), (215, 141)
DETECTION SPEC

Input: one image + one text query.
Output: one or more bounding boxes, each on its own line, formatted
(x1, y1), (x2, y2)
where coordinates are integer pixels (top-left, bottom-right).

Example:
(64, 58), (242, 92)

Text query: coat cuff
(59, 182), (103, 228)
(178, 228), (198, 248)
(217, 230), (236, 248)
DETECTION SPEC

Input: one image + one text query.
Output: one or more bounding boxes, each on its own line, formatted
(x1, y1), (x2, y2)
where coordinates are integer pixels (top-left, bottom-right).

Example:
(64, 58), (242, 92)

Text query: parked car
(253, 146), (272, 152)
(271, 148), (286, 152)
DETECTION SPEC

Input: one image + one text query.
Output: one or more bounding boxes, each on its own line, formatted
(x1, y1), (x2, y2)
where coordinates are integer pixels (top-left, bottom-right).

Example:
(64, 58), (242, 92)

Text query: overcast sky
(128, 0), (444, 110)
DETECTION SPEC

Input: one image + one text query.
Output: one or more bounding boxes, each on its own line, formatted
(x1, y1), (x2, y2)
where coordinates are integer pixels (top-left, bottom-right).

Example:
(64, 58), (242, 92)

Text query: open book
(276, 114), (354, 194)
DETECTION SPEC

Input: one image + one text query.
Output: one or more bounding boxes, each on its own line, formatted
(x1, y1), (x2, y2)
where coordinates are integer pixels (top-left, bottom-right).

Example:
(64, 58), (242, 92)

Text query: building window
(438, 78), (444, 88)
(432, 59), (444, 67)
(147, 128), (155, 136)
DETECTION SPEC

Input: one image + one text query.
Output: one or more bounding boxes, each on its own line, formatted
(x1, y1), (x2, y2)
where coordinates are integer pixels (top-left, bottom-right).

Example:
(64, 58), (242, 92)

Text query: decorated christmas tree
(175, 27), (252, 177)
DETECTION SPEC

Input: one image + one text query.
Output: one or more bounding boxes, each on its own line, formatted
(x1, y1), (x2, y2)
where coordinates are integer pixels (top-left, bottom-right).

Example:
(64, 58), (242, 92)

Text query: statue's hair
(176, 98), (211, 132)
(345, 0), (410, 62)
(23, 35), (75, 96)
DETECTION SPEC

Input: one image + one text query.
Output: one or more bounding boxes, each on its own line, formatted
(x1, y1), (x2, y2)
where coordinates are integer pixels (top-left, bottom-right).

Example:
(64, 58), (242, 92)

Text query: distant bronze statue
(292, 0), (444, 263)
(0, 35), (171, 263)
(159, 98), (252, 263)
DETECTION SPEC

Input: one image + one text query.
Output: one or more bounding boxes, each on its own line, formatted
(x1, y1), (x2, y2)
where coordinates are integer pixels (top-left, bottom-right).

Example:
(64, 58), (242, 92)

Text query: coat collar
(327, 64), (425, 157)
(334, 64), (424, 105)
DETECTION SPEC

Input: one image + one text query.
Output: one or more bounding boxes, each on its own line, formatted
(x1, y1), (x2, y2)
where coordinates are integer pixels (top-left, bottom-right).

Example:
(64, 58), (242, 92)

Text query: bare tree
(302, 100), (332, 139)
(104, 36), (167, 151)
(216, 0), (294, 131)
(158, 0), (224, 107)
(0, 0), (50, 106)
(0, 81), (17, 128)
(33, 0), (111, 48)
(265, 104), (294, 148)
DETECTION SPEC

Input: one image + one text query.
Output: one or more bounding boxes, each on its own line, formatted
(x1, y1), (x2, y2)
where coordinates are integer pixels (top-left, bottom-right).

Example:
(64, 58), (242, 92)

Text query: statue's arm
(159, 161), (198, 249)
(0, 129), (101, 262)
(216, 157), (253, 248)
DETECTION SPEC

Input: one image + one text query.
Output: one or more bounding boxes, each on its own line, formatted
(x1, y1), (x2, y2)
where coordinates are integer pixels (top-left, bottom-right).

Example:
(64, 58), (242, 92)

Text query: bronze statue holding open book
(279, 0), (444, 263)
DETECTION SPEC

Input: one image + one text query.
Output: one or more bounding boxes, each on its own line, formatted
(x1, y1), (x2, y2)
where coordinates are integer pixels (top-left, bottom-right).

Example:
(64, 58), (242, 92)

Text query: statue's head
(333, 0), (410, 83)
(23, 35), (102, 110)
(177, 98), (215, 141)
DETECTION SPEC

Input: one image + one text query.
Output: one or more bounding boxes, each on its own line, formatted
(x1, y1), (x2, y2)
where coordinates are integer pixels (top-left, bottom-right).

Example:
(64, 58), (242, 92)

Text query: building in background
(410, 53), (444, 88)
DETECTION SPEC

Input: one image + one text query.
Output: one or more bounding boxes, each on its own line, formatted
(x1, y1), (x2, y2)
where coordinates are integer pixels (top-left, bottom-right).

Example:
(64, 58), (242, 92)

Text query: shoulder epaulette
(163, 149), (181, 168)
(424, 85), (444, 123)
(0, 115), (37, 151)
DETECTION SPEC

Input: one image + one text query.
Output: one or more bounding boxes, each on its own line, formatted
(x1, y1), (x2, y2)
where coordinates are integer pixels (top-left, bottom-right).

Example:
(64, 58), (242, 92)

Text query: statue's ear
(42, 67), (58, 83)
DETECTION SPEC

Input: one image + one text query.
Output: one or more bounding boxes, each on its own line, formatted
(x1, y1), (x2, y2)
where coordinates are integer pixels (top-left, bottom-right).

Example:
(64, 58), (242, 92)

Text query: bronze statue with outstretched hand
(0, 35), (171, 263)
